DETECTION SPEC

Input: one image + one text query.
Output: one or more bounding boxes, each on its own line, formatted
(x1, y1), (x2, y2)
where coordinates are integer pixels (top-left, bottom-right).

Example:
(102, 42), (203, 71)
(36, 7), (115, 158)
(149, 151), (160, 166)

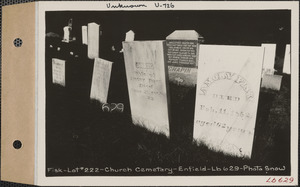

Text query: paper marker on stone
(87, 22), (100, 59)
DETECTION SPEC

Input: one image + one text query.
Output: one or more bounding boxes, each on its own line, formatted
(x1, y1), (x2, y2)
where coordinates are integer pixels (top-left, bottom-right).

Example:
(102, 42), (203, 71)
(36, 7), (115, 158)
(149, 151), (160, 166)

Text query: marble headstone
(193, 45), (264, 158)
(261, 43), (276, 76)
(90, 58), (113, 104)
(122, 41), (170, 137)
(82, 25), (88, 45)
(52, 58), (66, 86)
(283, 44), (291, 74)
(87, 22), (100, 59)
(125, 30), (135, 42)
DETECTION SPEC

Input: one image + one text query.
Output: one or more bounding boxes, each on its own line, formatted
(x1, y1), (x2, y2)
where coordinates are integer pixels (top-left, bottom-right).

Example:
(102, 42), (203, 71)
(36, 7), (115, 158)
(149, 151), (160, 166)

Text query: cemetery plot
(122, 41), (170, 137)
(90, 58), (113, 104)
(194, 45), (264, 158)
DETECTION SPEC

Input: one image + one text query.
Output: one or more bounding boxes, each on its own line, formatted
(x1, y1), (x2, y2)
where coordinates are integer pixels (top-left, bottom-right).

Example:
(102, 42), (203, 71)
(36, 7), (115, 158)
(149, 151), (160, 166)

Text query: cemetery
(45, 10), (291, 176)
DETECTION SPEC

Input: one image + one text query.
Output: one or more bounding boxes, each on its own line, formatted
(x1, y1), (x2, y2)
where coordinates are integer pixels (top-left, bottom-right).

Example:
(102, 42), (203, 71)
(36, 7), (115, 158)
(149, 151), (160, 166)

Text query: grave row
(52, 23), (291, 159)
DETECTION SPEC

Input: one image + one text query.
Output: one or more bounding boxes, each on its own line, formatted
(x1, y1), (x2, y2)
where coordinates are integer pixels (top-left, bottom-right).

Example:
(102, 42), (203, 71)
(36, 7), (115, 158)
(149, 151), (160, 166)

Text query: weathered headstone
(283, 44), (291, 74)
(90, 58), (113, 104)
(87, 22), (100, 59)
(193, 45), (264, 158)
(125, 30), (135, 42)
(122, 41), (170, 137)
(261, 43), (276, 76)
(82, 25), (88, 45)
(261, 74), (282, 91)
(62, 26), (70, 43)
(52, 58), (66, 86)
(166, 30), (203, 86)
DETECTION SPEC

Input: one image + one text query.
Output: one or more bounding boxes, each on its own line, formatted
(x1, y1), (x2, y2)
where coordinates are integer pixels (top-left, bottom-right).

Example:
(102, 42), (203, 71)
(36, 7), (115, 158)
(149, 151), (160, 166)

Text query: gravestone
(82, 25), (88, 45)
(166, 30), (203, 86)
(125, 30), (135, 42)
(62, 26), (70, 43)
(283, 44), (291, 74)
(122, 41), (170, 137)
(90, 58), (113, 104)
(52, 58), (66, 86)
(193, 45), (264, 158)
(261, 43), (276, 76)
(87, 22), (100, 59)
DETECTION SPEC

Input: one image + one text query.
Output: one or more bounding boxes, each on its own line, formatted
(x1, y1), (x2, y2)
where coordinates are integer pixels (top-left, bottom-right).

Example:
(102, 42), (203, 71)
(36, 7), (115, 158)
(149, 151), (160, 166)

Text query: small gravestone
(90, 58), (113, 104)
(261, 43), (276, 76)
(261, 74), (282, 91)
(122, 41), (170, 137)
(283, 44), (291, 74)
(193, 45), (264, 158)
(87, 22), (100, 59)
(62, 26), (70, 43)
(125, 30), (135, 42)
(82, 25), (88, 45)
(52, 58), (66, 86)
(166, 30), (203, 86)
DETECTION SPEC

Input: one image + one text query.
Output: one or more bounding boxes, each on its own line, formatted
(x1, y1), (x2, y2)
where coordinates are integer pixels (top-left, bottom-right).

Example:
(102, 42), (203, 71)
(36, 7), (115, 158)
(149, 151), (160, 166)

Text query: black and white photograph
(34, 1), (298, 185)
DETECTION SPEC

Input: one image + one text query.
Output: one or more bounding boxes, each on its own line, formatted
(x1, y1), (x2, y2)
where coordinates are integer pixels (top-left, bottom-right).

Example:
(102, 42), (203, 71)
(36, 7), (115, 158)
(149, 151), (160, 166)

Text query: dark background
(45, 9), (291, 177)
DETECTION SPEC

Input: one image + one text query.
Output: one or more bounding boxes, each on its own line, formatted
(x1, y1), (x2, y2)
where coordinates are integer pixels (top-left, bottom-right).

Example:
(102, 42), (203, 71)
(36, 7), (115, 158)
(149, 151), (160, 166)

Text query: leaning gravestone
(122, 41), (170, 137)
(166, 30), (204, 86)
(87, 22), (100, 59)
(90, 58), (113, 104)
(193, 45), (264, 158)
(52, 58), (66, 86)
(283, 44), (291, 74)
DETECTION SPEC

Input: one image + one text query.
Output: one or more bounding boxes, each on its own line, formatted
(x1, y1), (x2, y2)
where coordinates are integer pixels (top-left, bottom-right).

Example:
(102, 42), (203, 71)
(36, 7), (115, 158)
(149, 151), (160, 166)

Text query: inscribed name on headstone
(52, 58), (66, 86)
(193, 45), (264, 158)
(283, 44), (291, 74)
(261, 74), (282, 91)
(166, 30), (201, 86)
(125, 30), (135, 41)
(261, 43), (276, 76)
(82, 25), (88, 45)
(122, 41), (170, 137)
(90, 58), (113, 104)
(87, 22), (100, 59)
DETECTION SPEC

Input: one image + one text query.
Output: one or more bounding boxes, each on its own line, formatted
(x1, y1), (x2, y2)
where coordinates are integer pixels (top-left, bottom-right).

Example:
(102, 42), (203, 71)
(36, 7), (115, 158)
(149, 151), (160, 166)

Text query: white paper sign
(122, 41), (170, 137)
(87, 22), (100, 59)
(90, 58), (113, 104)
(194, 45), (264, 158)
(283, 44), (291, 74)
(82, 25), (88, 45)
(52, 58), (66, 86)
(261, 43), (276, 76)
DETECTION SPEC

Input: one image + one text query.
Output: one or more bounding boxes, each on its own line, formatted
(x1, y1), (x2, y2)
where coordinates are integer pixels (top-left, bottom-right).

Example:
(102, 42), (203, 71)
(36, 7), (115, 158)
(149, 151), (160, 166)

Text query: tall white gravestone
(283, 44), (291, 74)
(87, 22), (100, 59)
(90, 58), (113, 104)
(52, 58), (66, 86)
(122, 41), (170, 137)
(261, 43), (276, 76)
(82, 25), (88, 45)
(193, 45), (264, 158)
